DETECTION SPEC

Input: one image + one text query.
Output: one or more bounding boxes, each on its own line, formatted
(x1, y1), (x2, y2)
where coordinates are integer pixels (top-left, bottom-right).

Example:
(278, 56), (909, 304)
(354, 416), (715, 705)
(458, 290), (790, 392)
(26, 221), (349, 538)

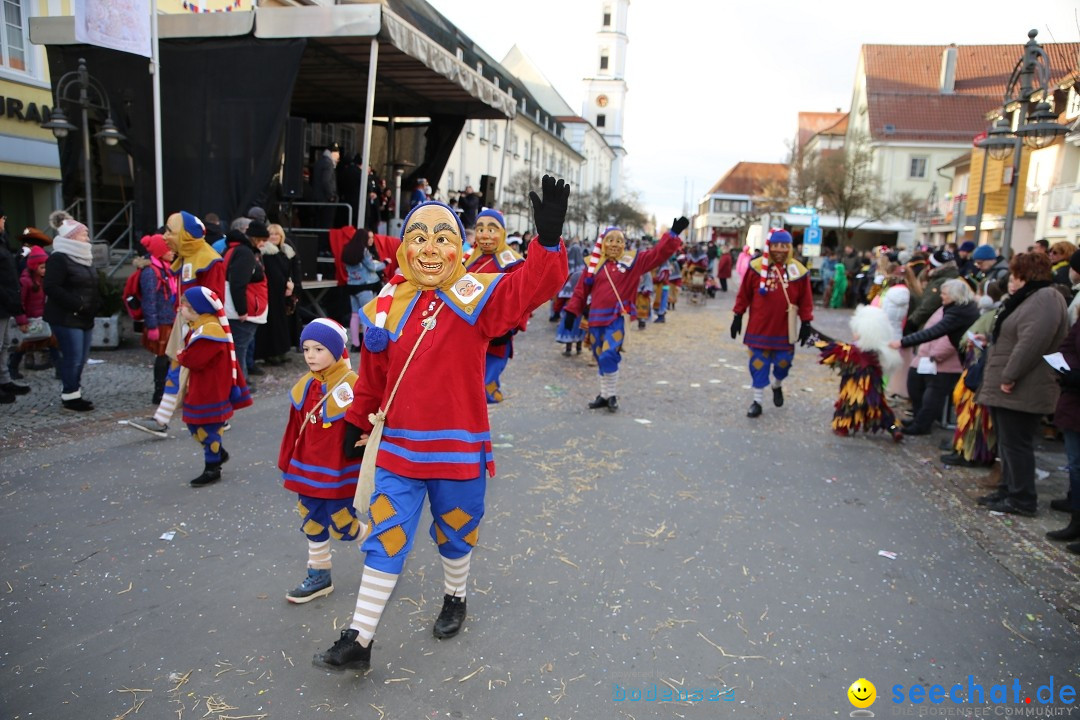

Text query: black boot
(747, 401), (763, 418)
(607, 395), (619, 413)
(588, 395), (608, 409)
(1050, 493), (1072, 513)
(433, 594), (467, 639)
(575, 342), (582, 355)
(190, 462), (222, 487)
(772, 386), (784, 407)
(152, 355), (170, 405)
(1046, 513), (1080, 541)
(562, 345), (572, 356)
(0, 381), (30, 396)
(8, 351), (24, 380)
(312, 628), (371, 670)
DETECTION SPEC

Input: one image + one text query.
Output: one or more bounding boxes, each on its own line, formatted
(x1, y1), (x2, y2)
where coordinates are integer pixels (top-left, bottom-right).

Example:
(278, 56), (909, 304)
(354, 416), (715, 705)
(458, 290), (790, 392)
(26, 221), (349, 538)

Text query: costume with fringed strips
(949, 346), (996, 464)
(818, 342), (900, 435)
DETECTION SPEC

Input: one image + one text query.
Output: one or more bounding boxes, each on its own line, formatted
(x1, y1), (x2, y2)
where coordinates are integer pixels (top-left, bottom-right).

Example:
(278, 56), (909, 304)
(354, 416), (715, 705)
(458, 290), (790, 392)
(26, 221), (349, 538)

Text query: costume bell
(565, 218), (687, 412)
(312, 177), (569, 672)
(463, 209), (525, 403)
(730, 229), (814, 418)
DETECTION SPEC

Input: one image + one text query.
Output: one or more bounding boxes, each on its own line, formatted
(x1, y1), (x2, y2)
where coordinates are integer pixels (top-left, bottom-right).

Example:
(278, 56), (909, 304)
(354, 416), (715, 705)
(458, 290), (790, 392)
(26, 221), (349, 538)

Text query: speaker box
(282, 117), (306, 199)
(291, 231), (320, 280)
(479, 174), (497, 207)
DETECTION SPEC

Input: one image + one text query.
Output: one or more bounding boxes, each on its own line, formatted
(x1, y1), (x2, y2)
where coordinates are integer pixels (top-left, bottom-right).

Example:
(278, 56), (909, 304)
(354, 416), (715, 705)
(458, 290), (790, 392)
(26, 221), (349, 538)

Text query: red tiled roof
(861, 41), (1080, 143)
(707, 162), (789, 197)
(798, 111), (847, 148)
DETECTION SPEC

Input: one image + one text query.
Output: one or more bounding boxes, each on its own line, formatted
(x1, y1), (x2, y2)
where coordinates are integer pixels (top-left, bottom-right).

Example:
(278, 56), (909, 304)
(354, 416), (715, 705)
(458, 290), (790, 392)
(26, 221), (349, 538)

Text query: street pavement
(1, 290), (1078, 719)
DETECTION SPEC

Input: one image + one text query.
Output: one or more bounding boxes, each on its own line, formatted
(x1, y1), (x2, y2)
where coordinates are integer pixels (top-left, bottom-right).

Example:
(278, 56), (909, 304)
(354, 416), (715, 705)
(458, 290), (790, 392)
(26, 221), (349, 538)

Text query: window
(476, 61), (483, 74)
(520, 97), (527, 113)
(2, 0), (28, 72)
(456, 47), (464, 60)
(597, 114), (606, 128)
(599, 53), (609, 71)
(447, 171), (455, 191)
(909, 156), (928, 179)
(603, 10), (611, 26)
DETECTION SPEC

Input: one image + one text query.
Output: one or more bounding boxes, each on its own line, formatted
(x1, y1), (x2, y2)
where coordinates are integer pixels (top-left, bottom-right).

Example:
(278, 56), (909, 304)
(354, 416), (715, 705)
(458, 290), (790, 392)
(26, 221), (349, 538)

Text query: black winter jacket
(899, 300), (980, 352)
(44, 252), (101, 330)
(0, 240), (24, 319)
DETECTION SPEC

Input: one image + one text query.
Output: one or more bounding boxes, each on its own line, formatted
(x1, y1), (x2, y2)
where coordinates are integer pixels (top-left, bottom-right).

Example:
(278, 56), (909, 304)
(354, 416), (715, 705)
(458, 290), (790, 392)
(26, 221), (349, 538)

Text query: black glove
(798, 320), (813, 346)
(671, 216), (689, 236)
(730, 314), (743, 339)
(563, 312), (577, 331)
(343, 421), (366, 460)
(528, 175), (571, 247)
(1058, 369), (1080, 390)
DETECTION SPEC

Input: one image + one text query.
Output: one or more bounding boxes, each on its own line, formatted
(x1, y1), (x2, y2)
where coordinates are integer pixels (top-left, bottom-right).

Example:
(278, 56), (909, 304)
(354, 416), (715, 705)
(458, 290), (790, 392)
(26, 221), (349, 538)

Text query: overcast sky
(428, 0), (1079, 227)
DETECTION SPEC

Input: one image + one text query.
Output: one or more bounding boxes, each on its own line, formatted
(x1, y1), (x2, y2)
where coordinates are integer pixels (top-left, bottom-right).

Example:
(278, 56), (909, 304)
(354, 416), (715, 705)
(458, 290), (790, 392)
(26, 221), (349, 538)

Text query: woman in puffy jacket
(44, 219), (101, 411)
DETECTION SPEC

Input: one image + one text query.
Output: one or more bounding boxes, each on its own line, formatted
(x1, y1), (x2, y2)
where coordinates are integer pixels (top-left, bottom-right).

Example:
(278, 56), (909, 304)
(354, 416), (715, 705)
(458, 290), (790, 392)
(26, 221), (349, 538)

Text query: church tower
(582, 0), (629, 200)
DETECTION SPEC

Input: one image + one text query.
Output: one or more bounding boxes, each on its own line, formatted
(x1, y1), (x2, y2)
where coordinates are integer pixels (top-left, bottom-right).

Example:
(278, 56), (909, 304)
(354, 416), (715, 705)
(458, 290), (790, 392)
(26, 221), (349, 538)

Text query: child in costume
(556, 237), (591, 353)
(176, 287), (252, 487)
(129, 212), (224, 438)
(135, 233), (178, 405)
(730, 229), (814, 418)
(312, 177), (569, 672)
(277, 319), (364, 603)
(9, 245), (60, 380)
(818, 304), (904, 440)
(565, 220), (687, 412)
(635, 269), (653, 330)
(652, 259), (672, 323)
(342, 228), (386, 351)
(464, 209), (525, 403)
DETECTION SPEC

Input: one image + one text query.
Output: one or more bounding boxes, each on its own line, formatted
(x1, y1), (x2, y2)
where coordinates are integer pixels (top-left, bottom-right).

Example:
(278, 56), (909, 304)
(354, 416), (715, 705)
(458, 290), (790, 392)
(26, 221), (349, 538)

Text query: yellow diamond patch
(302, 519), (325, 536)
(441, 507), (473, 531)
(463, 526), (479, 547)
(377, 525), (408, 557)
(369, 494), (397, 525)
(331, 506), (356, 530)
(434, 523), (448, 545)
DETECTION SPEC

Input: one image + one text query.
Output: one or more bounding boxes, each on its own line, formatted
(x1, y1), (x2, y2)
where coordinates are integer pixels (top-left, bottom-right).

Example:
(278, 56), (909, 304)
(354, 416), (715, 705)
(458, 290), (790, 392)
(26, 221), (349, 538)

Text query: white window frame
(909, 155), (929, 180)
(1, 0), (33, 79)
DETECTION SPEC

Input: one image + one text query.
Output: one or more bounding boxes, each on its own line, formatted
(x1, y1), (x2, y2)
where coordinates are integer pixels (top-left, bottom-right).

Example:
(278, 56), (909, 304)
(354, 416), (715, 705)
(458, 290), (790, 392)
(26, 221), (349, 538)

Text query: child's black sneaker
(312, 629), (370, 670)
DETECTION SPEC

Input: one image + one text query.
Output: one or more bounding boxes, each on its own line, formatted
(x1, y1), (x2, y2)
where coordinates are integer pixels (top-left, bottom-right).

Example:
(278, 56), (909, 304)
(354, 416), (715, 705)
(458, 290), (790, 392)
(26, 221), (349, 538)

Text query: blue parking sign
(804, 226), (822, 245)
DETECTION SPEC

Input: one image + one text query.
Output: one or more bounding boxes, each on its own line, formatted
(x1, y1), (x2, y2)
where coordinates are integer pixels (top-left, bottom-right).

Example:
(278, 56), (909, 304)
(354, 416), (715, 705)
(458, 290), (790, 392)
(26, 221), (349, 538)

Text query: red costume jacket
(177, 319), (249, 424)
(465, 250), (526, 360)
(278, 368), (363, 499)
(732, 257), (814, 351)
(346, 238), (567, 480)
(566, 231), (682, 327)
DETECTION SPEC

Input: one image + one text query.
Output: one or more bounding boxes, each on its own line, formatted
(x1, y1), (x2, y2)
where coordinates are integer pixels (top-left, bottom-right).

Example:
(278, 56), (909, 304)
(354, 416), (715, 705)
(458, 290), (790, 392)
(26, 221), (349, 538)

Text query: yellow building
(1, 0), (71, 239)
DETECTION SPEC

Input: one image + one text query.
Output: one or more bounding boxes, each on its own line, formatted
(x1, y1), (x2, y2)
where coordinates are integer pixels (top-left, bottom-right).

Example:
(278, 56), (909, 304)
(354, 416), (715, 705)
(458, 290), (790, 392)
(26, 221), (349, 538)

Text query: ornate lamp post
(976, 30), (1067, 259)
(40, 57), (126, 243)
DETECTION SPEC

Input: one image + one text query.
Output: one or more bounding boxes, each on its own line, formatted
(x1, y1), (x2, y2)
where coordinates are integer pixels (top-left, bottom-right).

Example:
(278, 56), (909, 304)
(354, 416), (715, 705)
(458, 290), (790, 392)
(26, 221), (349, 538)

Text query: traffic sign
(804, 226), (822, 246)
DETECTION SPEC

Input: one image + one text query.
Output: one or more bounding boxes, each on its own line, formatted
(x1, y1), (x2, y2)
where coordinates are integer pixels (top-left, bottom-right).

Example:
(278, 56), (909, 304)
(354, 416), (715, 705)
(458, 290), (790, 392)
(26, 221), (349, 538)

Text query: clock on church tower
(596, 94), (609, 108)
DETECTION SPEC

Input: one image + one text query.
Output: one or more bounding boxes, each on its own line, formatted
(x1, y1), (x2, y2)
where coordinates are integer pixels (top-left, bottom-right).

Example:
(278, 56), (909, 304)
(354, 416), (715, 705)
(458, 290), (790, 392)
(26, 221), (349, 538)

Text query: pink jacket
(19, 269), (45, 321)
(909, 307), (962, 373)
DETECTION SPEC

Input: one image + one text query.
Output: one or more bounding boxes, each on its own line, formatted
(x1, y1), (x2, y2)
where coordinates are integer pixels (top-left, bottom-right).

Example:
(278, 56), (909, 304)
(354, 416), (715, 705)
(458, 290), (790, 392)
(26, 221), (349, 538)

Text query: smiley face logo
(847, 678), (876, 709)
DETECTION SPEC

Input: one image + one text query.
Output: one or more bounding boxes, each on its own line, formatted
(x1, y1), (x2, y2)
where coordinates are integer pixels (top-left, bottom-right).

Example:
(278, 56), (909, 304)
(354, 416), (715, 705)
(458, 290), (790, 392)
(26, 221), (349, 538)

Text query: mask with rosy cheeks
(164, 212), (184, 255)
(474, 218), (503, 254)
(602, 230), (625, 260)
(402, 204), (463, 288)
(769, 245), (790, 267)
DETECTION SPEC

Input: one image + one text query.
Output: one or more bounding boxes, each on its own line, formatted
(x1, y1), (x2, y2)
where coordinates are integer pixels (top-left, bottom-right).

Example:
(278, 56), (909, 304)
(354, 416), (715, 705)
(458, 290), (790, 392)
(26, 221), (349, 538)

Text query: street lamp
(975, 30), (1067, 259)
(40, 57), (126, 244)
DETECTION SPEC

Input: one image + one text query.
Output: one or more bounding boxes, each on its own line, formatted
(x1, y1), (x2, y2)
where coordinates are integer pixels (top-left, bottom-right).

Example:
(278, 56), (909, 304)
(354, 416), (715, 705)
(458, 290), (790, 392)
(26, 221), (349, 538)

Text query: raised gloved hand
(798, 320), (813, 346)
(671, 216), (689, 236)
(529, 175), (571, 247)
(343, 421), (367, 460)
(563, 312), (577, 332)
(146, 327), (160, 342)
(730, 314), (743, 339)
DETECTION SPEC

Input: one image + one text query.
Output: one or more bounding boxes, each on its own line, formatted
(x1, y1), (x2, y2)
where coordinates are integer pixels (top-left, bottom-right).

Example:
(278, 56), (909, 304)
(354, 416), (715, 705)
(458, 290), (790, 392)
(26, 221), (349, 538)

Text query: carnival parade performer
(311, 176), (569, 671)
(818, 304), (904, 440)
(176, 287), (252, 486)
(463, 209), (525, 403)
(564, 218), (688, 412)
(730, 229), (814, 418)
(278, 319), (365, 604)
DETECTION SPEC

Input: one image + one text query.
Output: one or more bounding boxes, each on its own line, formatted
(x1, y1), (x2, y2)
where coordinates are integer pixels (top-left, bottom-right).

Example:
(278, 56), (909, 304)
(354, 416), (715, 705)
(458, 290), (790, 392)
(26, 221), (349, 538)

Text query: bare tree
(810, 131), (919, 239)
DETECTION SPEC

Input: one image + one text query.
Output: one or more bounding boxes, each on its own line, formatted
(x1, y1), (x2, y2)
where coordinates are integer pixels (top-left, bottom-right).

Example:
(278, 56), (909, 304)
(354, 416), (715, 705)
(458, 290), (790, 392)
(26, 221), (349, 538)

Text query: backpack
(122, 270), (145, 321)
(122, 264), (168, 322)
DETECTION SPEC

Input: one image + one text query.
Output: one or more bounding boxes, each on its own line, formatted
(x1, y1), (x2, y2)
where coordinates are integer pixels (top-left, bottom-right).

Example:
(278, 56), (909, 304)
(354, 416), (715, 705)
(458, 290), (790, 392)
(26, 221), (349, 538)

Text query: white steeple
(582, 0), (628, 200)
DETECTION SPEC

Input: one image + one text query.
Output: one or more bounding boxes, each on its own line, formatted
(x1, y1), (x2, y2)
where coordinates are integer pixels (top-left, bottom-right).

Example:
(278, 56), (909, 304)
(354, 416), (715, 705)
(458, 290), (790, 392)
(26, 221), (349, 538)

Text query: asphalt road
(2, 288), (1078, 719)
